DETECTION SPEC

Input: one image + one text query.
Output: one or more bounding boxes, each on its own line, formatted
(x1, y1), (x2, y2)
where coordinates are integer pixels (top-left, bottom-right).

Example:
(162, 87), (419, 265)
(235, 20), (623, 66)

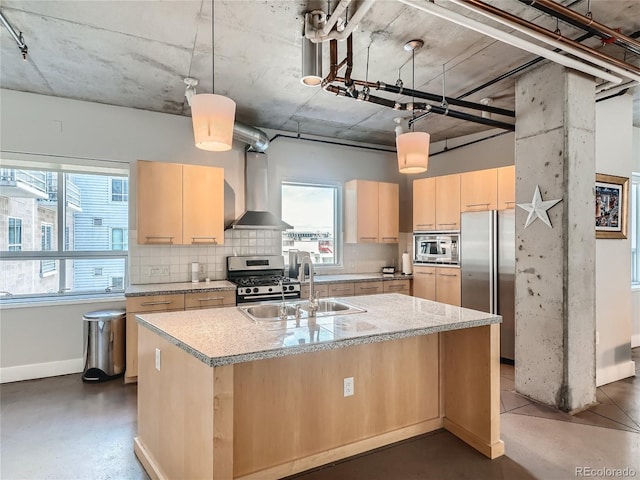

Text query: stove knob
(253, 287), (259, 293)
(268, 287), (273, 292)
(245, 288), (252, 294)
(288, 285), (295, 291)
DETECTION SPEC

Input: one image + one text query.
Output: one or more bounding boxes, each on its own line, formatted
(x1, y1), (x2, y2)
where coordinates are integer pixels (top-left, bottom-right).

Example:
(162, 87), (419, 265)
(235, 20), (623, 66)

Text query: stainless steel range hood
(228, 151), (292, 230)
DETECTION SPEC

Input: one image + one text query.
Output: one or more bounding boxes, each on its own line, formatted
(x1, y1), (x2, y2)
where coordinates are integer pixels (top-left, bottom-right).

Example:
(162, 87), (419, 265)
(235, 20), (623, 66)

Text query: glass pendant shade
(396, 131), (430, 174)
(190, 93), (236, 151)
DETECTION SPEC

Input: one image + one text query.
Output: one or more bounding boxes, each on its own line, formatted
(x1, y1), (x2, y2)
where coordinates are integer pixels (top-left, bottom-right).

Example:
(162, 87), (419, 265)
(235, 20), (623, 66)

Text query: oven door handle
(239, 292), (300, 301)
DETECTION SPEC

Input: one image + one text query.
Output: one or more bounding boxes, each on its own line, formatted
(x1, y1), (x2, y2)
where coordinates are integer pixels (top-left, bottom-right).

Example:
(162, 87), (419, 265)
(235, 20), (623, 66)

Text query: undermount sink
(238, 298), (366, 323)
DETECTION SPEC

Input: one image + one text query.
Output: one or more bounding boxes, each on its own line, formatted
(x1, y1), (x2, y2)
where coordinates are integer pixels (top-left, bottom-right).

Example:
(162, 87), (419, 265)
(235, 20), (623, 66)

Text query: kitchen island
(134, 293), (503, 479)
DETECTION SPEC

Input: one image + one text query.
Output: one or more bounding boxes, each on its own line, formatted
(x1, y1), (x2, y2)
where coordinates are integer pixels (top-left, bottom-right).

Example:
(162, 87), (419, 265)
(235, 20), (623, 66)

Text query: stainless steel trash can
(82, 309), (126, 382)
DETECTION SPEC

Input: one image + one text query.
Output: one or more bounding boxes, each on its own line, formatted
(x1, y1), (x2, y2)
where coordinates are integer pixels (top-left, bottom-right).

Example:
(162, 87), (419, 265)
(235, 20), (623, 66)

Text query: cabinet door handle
(145, 236), (174, 244)
(381, 237), (398, 240)
(437, 223), (458, 226)
(332, 287), (353, 292)
(505, 201), (515, 205)
(359, 237), (377, 240)
(416, 223), (434, 227)
(141, 300), (173, 306)
(416, 272), (434, 275)
(386, 285), (406, 290)
(359, 286), (380, 291)
(191, 236), (217, 245)
(197, 296), (224, 302)
(438, 273), (458, 277)
(466, 203), (490, 207)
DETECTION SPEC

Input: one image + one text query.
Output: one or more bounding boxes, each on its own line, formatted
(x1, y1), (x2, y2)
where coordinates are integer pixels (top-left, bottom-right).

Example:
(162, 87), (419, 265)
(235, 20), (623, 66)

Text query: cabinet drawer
(383, 280), (410, 294)
(126, 293), (185, 313)
(328, 283), (355, 297)
(185, 290), (235, 309)
(301, 284), (329, 299)
(354, 281), (384, 295)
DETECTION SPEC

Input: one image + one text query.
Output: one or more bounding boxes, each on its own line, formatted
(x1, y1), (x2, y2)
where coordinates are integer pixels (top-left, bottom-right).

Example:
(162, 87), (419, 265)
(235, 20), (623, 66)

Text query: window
(0, 165), (128, 298)
(281, 182), (340, 266)
(632, 173), (639, 285)
(93, 218), (103, 227)
(110, 178), (128, 202)
(110, 276), (124, 290)
(8, 217), (22, 251)
(40, 223), (56, 276)
(111, 228), (128, 251)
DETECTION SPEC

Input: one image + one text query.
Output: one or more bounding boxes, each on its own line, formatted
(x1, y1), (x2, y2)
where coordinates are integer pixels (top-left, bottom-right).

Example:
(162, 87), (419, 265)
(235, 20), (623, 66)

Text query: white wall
(633, 126), (640, 348)
(595, 94), (635, 385)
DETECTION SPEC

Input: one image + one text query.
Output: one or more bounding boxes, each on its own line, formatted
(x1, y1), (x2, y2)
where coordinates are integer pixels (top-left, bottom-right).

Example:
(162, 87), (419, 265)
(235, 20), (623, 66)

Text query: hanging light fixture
(396, 39), (429, 174)
(190, 0), (236, 151)
(301, 37), (323, 86)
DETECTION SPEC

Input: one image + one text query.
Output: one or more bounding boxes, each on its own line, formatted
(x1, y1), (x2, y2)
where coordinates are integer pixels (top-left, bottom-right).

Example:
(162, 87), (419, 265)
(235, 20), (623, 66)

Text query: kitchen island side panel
(232, 334), (441, 477)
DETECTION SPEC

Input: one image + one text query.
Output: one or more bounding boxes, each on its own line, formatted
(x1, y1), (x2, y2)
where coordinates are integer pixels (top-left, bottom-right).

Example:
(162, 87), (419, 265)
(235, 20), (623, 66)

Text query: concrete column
(514, 62), (596, 412)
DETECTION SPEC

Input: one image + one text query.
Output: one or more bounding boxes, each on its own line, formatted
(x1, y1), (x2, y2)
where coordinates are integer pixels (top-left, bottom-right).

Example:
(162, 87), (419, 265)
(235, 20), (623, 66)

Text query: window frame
(280, 180), (342, 269)
(109, 177), (129, 203)
(8, 217), (22, 251)
(110, 227), (128, 251)
(632, 172), (639, 286)
(1, 164), (129, 300)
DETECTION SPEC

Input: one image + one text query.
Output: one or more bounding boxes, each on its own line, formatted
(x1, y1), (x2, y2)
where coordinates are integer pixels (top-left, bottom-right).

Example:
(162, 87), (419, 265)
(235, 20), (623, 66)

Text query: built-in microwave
(413, 232), (460, 265)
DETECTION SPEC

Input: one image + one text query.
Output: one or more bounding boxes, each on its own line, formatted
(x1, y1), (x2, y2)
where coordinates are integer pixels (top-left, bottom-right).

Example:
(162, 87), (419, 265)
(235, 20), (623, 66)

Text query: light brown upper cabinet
(345, 180), (399, 243)
(461, 169), (498, 212)
(435, 174), (461, 230)
(378, 182), (400, 243)
(497, 165), (516, 210)
(137, 161), (224, 245)
(413, 177), (436, 231)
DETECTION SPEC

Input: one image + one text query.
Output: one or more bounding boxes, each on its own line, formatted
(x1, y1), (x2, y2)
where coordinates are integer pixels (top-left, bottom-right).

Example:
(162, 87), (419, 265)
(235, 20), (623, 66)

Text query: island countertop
(136, 293), (501, 367)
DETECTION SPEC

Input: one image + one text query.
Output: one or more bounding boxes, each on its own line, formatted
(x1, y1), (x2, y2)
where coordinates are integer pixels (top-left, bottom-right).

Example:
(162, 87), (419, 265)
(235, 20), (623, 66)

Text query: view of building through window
(0, 167), (128, 297)
(281, 182), (338, 266)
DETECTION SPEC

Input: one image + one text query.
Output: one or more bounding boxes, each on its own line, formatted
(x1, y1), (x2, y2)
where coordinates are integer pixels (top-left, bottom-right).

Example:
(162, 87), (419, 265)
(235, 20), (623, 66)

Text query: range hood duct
(233, 121), (269, 152)
(228, 151), (292, 230)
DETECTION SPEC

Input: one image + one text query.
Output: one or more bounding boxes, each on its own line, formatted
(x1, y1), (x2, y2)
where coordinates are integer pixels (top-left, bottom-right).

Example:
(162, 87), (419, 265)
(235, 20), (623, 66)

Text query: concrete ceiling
(1, 0), (639, 146)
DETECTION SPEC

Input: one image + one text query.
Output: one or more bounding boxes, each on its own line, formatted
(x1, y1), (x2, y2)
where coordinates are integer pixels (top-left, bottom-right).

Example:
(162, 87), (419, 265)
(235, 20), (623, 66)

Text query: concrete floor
(1, 349), (638, 480)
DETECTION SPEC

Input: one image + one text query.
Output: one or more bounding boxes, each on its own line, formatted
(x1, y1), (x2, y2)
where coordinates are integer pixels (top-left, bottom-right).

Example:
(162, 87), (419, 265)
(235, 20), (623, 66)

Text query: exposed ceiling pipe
(233, 122), (269, 152)
(449, 0), (640, 84)
(516, 0), (640, 56)
(396, 0), (623, 84)
(325, 84), (515, 130)
(0, 10), (28, 60)
(323, 0), (352, 35)
(305, 0), (376, 43)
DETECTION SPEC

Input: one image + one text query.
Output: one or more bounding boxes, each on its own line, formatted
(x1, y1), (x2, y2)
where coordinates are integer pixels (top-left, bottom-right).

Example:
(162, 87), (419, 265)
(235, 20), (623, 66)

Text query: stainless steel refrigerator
(460, 210), (515, 361)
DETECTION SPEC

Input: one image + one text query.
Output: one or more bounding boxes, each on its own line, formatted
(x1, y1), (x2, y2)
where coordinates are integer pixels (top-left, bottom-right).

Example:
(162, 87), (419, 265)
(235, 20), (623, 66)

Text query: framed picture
(595, 173), (629, 239)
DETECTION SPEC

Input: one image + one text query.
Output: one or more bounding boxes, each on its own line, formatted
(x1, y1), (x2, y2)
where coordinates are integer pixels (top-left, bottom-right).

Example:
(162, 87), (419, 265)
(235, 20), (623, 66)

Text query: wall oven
(413, 232), (460, 265)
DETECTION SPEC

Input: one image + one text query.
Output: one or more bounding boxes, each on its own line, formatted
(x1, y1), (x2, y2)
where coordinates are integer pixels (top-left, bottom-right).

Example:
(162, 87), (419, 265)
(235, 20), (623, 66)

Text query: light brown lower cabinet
(383, 279), (411, 295)
(301, 284), (329, 299)
(412, 266), (460, 306)
(125, 291), (235, 384)
(354, 281), (384, 295)
(328, 283), (356, 297)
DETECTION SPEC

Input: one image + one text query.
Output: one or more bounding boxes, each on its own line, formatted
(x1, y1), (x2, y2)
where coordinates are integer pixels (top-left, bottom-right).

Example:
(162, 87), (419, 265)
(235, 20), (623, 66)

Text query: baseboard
(596, 360), (636, 387)
(0, 358), (83, 383)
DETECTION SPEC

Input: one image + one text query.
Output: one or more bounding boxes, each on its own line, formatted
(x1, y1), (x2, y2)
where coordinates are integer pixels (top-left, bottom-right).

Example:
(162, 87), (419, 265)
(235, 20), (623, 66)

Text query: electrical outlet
(344, 377), (354, 397)
(596, 331), (600, 345)
(155, 348), (161, 371)
(199, 264), (205, 274)
(150, 266), (170, 276)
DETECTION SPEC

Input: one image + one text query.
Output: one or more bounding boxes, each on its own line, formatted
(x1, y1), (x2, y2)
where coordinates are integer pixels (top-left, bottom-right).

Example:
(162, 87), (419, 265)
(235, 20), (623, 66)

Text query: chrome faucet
(299, 254), (319, 317)
(278, 279), (288, 320)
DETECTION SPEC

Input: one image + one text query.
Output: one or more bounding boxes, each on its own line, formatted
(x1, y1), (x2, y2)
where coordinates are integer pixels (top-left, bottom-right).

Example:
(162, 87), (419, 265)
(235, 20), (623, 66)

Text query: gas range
(227, 255), (301, 304)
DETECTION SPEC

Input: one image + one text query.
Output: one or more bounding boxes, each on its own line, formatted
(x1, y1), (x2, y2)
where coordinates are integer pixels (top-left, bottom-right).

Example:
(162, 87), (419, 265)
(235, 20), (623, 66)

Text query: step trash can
(82, 308), (126, 382)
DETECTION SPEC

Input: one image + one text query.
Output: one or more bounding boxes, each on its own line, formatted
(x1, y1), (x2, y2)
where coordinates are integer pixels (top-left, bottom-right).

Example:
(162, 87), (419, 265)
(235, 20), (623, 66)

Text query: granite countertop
(307, 273), (413, 284)
(125, 280), (236, 297)
(137, 293), (501, 367)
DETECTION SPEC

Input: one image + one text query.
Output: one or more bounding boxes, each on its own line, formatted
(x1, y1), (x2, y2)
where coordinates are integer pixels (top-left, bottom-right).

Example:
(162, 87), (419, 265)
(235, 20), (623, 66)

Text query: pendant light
(396, 40), (429, 174)
(190, 0), (236, 151)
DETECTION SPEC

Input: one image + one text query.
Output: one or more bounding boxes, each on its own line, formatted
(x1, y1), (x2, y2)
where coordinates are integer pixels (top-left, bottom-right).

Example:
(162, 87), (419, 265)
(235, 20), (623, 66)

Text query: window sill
(632, 284), (640, 292)
(0, 294), (126, 310)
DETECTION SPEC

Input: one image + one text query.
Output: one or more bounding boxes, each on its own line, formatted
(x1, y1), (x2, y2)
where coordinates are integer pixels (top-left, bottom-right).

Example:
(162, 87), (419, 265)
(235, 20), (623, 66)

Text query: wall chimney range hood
(228, 151), (292, 230)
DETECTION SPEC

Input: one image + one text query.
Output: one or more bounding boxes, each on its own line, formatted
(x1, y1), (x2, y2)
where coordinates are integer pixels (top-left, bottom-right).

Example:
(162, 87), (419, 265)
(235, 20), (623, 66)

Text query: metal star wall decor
(517, 185), (562, 229)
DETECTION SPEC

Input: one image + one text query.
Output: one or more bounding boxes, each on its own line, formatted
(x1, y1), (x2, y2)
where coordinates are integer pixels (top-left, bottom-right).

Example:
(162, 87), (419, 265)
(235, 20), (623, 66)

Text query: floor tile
(501, 390), (533, 413)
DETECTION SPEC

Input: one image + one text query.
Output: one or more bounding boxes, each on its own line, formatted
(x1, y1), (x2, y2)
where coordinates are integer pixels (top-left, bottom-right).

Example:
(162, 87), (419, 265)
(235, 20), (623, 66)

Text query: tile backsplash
(129, 229), (411, 285)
